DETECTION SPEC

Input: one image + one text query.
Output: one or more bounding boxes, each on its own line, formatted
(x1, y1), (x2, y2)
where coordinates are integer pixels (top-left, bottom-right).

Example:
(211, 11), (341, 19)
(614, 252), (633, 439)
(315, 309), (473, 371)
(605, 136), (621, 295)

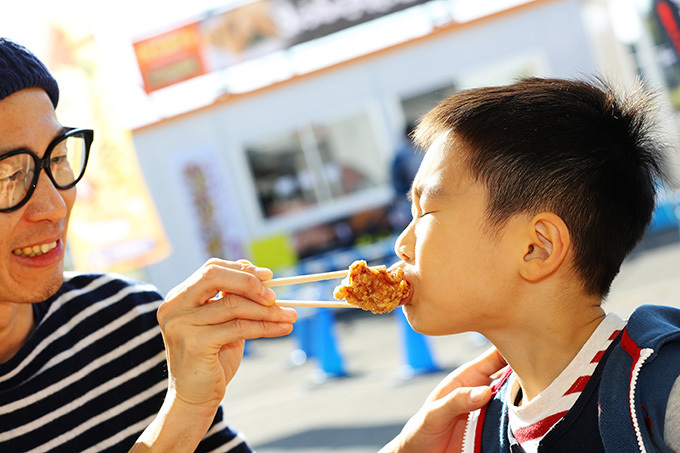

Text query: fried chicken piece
(333, 260), (410, 314)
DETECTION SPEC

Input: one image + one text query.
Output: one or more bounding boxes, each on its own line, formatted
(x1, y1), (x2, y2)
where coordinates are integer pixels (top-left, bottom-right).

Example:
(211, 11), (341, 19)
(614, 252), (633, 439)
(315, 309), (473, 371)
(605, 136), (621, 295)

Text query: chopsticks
(275, 300), (357, 308)
(264, 269), (348, 287)
(265, 266), (388, 309)
(264, 269), (351, 308)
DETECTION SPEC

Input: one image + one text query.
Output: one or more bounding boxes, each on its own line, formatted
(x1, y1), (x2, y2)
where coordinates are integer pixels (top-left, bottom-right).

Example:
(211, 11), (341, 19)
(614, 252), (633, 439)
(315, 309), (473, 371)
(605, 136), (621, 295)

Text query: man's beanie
(0, 38), (59, 107)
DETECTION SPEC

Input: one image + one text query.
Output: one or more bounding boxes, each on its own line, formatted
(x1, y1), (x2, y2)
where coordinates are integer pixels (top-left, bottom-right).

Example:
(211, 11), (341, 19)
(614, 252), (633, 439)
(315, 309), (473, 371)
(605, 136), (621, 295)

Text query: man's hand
(132, 259), (296, 451)
(157, 258), (296, 408)
(380, 347), (507, 453)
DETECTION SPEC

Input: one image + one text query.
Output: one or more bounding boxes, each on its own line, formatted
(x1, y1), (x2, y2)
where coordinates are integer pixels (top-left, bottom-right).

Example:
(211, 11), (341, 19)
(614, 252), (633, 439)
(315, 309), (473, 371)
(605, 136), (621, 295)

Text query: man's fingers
(173, 318), (295, 352)
(161, 302), (296, 350)
(471, 347), (507, 378)
(466, 386), (493, 406)
(166, 259), (276, 309)
(235, 259), (273, 281)
(218, 317), (295, 342)
(191, 293), (297, 326)
(431, 385), (493, 419)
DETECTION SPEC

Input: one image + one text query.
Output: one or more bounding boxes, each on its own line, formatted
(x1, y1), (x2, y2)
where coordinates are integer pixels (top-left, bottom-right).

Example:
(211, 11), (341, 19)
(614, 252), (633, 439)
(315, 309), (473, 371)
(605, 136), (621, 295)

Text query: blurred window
(400, 83), (457, 124)
(246, 110), (387, 217)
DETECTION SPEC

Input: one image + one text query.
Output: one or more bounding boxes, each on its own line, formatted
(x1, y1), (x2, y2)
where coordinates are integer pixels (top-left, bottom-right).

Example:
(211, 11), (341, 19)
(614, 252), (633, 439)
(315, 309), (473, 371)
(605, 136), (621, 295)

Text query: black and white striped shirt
(0, 272), (251, 452)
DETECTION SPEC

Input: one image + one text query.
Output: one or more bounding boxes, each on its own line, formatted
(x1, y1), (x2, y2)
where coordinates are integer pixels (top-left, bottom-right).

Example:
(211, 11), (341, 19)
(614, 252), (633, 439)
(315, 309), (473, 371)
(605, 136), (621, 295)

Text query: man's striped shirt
(0, 272), (250, 452)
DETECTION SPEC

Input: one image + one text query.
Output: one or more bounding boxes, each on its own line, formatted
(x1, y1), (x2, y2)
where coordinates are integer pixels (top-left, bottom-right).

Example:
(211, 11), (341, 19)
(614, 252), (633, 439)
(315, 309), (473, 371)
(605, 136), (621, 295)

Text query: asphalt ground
(221, 229), (680, 453)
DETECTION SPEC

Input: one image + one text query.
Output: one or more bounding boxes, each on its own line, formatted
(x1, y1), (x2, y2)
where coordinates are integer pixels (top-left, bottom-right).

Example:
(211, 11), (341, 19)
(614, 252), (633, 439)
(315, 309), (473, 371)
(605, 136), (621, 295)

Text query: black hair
(414, 77), (668, 296)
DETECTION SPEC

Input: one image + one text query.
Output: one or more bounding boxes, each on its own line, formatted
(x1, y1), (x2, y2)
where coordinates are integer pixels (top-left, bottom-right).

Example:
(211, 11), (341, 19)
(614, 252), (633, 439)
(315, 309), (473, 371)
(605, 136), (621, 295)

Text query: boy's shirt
(463, 308), (680, 452)
(505, 314), (625, 452)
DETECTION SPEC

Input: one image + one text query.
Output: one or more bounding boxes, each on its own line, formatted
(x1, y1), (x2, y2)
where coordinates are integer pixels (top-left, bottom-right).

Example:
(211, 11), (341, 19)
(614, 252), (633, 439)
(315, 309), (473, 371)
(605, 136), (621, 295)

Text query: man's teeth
(13, 242), (57, 257)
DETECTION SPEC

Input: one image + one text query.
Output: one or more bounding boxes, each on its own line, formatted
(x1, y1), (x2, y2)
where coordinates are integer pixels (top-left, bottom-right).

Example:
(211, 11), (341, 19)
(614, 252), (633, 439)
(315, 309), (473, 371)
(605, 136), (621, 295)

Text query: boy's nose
(394, 222), (415, 262)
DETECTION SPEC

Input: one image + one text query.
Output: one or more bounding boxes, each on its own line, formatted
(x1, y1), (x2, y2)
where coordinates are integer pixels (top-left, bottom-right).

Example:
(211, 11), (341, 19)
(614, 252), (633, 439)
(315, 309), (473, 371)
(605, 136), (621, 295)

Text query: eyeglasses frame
(0, 127), (94, 213)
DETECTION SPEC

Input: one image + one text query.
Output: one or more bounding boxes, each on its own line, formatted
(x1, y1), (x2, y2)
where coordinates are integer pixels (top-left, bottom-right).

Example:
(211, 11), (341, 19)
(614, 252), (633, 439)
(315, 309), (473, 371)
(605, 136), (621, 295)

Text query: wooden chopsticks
(265, 265), (386, 309)
(263, 269), (348, 287)
(264, 269), (350, 308)
(274, 300), (357, 308)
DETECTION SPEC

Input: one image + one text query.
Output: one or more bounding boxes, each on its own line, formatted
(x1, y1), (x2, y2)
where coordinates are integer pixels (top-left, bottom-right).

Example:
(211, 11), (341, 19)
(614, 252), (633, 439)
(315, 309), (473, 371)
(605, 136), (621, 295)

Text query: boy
(381, 78), (680, 452)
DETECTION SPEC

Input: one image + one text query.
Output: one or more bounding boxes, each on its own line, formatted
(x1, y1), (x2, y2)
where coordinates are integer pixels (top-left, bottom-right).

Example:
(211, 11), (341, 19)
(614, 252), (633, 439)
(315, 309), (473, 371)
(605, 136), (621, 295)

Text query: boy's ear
(520, 212), (570, 282)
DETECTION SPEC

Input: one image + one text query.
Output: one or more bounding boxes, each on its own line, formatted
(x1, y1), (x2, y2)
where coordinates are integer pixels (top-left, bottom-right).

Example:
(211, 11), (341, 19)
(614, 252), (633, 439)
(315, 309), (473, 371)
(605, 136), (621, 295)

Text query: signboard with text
(133, 0), (432, 93)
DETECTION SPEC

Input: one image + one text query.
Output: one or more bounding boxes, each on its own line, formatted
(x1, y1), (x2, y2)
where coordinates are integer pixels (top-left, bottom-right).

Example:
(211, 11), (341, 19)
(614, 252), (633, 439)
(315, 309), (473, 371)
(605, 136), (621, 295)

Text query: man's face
(0, 88), (75, 304)
(394, 133), (520, 336)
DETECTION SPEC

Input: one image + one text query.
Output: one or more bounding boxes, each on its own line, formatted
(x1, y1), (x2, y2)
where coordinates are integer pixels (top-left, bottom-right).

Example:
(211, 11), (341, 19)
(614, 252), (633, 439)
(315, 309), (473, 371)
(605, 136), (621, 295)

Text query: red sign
(655, 0), (680, 62)
(133, 22), (207, 93)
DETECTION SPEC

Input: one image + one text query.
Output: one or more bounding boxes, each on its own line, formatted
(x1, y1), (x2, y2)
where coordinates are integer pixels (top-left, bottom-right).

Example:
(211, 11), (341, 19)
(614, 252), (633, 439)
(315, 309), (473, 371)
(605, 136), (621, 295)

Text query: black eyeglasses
(0, 128), (93, 212)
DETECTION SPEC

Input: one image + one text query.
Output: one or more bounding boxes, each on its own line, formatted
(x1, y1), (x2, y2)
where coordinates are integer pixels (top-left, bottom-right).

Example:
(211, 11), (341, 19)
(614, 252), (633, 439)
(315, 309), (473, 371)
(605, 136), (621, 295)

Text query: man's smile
(12, 241), (58, 257)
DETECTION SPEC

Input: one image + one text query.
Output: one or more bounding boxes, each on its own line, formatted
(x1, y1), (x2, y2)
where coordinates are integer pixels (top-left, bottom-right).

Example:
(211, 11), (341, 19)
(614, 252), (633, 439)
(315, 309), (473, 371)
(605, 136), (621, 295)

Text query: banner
(48, 23), (171, 273)
(133, 22), (208, 94)
(133, 0), (432, 93)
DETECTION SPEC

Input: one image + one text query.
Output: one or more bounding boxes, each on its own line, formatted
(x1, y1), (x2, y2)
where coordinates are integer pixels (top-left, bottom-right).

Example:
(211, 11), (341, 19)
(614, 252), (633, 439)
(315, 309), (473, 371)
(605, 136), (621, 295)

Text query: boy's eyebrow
(408, 181), (448, 202)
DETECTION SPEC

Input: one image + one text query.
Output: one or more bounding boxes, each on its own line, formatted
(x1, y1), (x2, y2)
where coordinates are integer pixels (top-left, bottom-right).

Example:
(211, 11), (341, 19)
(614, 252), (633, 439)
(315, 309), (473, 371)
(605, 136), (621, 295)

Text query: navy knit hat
(0, 38), (59, 107)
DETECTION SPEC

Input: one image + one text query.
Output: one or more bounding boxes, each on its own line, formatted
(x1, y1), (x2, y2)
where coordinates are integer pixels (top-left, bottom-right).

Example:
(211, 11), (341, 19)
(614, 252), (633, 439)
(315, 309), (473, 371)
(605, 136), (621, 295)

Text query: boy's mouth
(12, 241), (58, 257)
(389, 263), (414, 306)
(399, 286), (414, 306)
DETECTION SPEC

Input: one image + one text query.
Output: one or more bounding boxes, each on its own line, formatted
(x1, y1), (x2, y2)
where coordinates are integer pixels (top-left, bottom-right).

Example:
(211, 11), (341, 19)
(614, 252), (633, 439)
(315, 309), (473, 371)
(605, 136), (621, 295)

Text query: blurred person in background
(390, 122), (423, 230)
(0, 37), (296, 452)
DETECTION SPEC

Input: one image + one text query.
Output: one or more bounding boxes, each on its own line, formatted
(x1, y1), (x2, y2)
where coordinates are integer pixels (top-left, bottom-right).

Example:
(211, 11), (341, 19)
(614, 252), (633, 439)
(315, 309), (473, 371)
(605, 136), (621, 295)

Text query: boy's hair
(414, 77), (667, 296)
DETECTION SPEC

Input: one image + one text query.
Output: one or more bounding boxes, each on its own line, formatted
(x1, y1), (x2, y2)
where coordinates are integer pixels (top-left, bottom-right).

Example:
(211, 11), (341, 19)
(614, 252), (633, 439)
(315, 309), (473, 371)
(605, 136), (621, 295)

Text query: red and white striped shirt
(506, 313), (626, 451)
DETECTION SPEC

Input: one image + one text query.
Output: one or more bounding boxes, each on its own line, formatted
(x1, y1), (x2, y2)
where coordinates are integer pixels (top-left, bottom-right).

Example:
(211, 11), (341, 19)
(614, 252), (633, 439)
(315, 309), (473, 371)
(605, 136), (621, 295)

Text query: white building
(131, 0), (665, 294)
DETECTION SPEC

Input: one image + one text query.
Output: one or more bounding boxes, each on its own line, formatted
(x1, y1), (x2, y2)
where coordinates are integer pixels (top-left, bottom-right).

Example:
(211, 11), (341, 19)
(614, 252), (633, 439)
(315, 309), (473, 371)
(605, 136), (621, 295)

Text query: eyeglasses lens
(51, 134), (87, 188)
(0, 133), (88, 211)
(0, 154), (34, 210)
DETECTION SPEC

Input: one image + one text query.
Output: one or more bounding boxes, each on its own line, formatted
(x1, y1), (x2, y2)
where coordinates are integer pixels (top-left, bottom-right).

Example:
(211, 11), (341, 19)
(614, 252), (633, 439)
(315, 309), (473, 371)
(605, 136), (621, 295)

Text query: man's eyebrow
(51, 126), (71, 142)
(0, 126), (70, 157)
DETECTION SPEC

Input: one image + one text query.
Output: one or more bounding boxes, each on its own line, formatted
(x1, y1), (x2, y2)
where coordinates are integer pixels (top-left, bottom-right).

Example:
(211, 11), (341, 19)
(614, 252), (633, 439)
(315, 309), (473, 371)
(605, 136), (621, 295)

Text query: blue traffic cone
(291, 312), (315, 363)
(395, 308), (441, 378)
(310, 308), (348, 381)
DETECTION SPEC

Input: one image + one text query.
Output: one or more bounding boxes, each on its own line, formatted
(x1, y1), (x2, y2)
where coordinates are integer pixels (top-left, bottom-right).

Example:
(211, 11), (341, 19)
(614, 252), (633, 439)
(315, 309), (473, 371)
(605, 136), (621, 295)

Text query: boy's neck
(0, 302), (35, 364)
(490, 293), (605, 402)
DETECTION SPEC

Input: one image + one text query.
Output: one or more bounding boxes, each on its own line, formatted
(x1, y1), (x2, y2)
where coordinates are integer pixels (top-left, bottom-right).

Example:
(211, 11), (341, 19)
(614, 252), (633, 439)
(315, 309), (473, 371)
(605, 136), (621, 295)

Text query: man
(0, 37), (297, 452)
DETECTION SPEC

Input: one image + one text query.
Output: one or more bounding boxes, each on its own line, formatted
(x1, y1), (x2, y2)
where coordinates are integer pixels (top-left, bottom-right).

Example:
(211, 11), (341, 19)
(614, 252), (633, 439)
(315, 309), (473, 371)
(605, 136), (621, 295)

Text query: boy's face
(394, 133), (520, 336)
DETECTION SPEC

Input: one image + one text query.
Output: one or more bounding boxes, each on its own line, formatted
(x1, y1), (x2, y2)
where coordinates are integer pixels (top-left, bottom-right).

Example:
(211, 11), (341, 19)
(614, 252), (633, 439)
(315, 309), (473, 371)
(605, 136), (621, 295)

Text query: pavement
(221, 228), (680, 453)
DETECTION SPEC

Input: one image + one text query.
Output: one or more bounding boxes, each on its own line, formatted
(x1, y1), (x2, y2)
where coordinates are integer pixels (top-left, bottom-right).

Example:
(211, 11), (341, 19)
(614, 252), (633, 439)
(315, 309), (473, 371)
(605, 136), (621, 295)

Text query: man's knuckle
(204, 257), (222, 267)
(238, 260), (257, 274)
(156, 301), (172, 324)
(220, 293), (238, 309)
(231, 318), (248, 333)
(161, 316), (183, 340)
(201, 263), (221, 282)
(244, 274), (260, 292)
